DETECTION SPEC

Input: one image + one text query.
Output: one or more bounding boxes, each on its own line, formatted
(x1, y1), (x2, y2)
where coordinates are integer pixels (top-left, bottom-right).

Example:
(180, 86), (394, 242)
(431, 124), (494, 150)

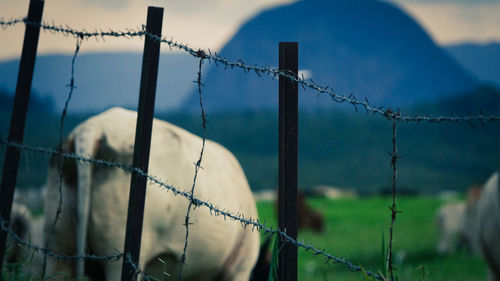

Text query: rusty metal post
(121, 6), (163, 281)
(278, 42), (298, 281)
(0, 0), (44, 271)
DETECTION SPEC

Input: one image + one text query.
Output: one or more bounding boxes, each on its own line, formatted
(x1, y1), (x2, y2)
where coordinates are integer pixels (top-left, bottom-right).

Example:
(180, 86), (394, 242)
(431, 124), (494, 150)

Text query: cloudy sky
(0, 0), (499, 60)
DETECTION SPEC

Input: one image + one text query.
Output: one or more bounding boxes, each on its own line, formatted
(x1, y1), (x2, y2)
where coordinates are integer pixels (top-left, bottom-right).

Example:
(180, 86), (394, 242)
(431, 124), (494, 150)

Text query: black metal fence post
(0, 0), (44, 271)
(278, 42), (298, 281)
(120, 6), (163, 281)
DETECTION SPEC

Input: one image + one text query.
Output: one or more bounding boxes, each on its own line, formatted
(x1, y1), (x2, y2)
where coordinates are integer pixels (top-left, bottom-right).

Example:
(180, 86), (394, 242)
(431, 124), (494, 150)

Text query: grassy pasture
(256, 196), (487, 281)
(0, 196), (489, 281)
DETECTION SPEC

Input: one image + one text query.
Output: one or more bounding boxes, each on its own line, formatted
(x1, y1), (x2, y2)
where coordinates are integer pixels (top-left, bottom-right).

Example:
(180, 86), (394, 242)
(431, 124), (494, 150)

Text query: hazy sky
(0, 0), (499, 60)
(391, 0), (500, 43)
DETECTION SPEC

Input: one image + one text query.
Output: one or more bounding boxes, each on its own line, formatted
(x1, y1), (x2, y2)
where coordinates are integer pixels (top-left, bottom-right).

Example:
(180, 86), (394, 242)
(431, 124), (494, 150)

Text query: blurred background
(1, 0), (500, 280)
(1, 0), (499, 192)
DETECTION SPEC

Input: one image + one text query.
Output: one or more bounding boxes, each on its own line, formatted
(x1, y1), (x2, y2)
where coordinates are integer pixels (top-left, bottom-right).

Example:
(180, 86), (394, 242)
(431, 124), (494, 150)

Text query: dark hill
(445, 42), (500, 88)
(0, 52), (197, 113)
(181, 0), (478, 112)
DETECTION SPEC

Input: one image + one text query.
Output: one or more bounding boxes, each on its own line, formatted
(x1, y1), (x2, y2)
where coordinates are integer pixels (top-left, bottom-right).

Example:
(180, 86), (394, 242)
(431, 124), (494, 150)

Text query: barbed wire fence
(0, 14), (499, 281)
(179, 55), (207, 281)
(0, 138), (387, 281)
(41, 34), (84, 279)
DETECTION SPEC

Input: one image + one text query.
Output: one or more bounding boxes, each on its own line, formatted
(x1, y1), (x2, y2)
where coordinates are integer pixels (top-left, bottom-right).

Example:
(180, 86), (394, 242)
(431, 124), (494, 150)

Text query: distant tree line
(0, 89), (55, 113)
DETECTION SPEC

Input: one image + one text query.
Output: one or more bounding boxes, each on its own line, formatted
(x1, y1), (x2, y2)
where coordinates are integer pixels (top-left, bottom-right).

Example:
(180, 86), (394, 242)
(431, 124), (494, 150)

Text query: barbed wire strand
(1, 218), (121, 262)
(0, 217), (154, 281)
(41, 35), (83, 278)
(0, 18), (25, 29)
(387, 118), (402, 281)
(2, 18), (500, 124)
(0, 17), (145, 40)
(145, 31), (500, 124)
(179, 53), (207, 281)
(0, 138), (386, 280)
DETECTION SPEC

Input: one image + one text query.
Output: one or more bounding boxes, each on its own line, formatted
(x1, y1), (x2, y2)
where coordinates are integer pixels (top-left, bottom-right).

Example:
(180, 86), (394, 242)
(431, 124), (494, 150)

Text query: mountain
(0, 52), (197, 113)
(445, 42), (500, 88)
(181, 0), (478, 112)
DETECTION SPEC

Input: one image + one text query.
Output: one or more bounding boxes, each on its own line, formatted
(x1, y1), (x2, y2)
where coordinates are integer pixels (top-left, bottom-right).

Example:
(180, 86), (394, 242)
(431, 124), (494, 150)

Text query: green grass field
(1, 196), (489, 280)
(256, 196), (487, 281)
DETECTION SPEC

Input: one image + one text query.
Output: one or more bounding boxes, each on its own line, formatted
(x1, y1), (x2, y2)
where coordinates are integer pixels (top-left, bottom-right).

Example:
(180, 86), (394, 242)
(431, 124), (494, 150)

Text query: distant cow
(297, 192), (325, 233)
(463, 185), (484, 254)
(43, 107), (260, 281)
(250, 192), (325, 281)
(435, 202), (466, 254)
(274, 190), (325, 233)
(437, 186), (484, 255)
(476, 172), (500, 281)
(308, 185), (358, 199)
(13, 186), (46, 214)
(4, 203), (44, 277)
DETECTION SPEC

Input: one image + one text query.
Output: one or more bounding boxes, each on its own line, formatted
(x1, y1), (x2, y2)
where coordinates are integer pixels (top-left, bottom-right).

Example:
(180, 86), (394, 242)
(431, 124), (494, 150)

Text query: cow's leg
(43, 173), (77, 279)
(43, 139), (82, 280)
(45, 259), (75, 280)
(88, 171), (131, 281)
(219, 229), (260, 281)
(103, 261), (122, 281)
(43, 207), (77, 280)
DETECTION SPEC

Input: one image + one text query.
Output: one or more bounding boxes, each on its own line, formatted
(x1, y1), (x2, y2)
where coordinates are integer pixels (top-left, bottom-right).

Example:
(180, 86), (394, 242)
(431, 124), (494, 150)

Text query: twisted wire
(0, 217), (121, 262)
(0, 138), (385, 280)
(1, 18), (499, 124)
(0, 217), (156, 280)
(387, 119), (402, 281)
(179, 55), (207, 280)
(42, 35), (84, 278)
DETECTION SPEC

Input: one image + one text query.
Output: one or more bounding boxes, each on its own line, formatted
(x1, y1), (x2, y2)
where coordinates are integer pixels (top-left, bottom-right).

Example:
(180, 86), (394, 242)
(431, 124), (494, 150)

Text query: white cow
(476, 172), (500, 281)
(43, 107), (260, 281)
(435, 201), (466, 254)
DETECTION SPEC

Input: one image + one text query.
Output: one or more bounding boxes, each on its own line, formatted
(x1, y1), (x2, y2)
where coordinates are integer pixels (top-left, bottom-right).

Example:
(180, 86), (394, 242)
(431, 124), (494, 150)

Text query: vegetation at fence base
(256, 196), (487, 281)
(2, 255), (40, 281)
(1, 195), (487, 281)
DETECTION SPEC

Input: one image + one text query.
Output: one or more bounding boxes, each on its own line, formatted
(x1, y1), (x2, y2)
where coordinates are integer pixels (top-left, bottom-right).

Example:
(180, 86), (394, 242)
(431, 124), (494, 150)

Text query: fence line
(41, 35), (83, 278)
(120, 7), (163, 281)
(0, 1), (44, 275)
(0, 137), (386, 280)
(278, 42), (299, 281)
(0, 217), (156, 281)
(0, 217), (121, 262)
(1, 17), (500, 124)
(1, 10), (498, 281)
(387, 119), (401, 280)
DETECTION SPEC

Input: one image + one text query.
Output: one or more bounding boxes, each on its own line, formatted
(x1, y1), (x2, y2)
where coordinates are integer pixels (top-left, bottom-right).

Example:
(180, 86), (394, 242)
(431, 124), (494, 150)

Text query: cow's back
(71, 107), (259, 280)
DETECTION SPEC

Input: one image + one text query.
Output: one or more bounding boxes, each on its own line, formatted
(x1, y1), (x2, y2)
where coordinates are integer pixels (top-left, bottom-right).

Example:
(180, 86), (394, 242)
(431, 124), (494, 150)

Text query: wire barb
(179, 57), (207, 280)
